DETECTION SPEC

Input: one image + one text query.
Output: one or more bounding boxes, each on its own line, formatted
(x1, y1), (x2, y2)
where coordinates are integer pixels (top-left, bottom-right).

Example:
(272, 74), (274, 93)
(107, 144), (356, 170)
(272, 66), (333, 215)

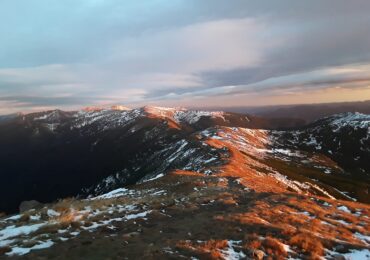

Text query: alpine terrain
(0, 106), (369, 259)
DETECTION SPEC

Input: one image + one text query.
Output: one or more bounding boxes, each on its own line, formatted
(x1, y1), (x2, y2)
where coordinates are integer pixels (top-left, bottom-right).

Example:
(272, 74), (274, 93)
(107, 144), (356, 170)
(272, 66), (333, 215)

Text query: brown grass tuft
(243, 233), (262, 253)
(19, 212), (31, 222)
(53, 198), (76, 213)
(289, 233), (324, 256)
(32, 223), (64, 236)
(262, 237), (287, 257)
(176, 239), (229, 259)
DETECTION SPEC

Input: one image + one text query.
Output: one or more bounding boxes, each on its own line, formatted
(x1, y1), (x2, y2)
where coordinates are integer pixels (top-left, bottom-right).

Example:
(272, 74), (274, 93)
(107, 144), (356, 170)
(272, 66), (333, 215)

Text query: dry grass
(176, 239), (229, 259)
(1, 165), (369, 259)
(262, 237), (288, 257)
(243, 233), (262, 251)
(272, 211), (308, 226)
(83, 220), (94, 227)
(289, 232), (324, 257)
(19, 212), (31, 222)
(32, 222), (69, 236)
(57, 210), (81, 225)
(53, 198), (85, 213)
(218, 196), (238, 206)
(20, 240), (41, 248)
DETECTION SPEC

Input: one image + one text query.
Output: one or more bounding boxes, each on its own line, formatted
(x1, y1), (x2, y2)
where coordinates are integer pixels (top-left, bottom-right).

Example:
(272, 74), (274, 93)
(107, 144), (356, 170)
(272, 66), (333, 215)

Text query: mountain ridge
(0, 107), (368, 214)
(0, 107), (369, 259)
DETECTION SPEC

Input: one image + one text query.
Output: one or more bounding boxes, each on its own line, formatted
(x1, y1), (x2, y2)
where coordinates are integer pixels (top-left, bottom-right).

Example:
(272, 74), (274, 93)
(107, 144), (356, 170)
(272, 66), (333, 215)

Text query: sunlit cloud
(0, 1), (370, 114)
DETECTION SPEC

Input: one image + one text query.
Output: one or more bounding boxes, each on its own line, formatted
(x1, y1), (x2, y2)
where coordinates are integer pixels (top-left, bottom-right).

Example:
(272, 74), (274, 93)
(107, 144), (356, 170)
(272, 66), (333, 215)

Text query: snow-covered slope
(275, 112), (370, 180)
(324, 112), (370, 132)
(143, 106), (227, 125)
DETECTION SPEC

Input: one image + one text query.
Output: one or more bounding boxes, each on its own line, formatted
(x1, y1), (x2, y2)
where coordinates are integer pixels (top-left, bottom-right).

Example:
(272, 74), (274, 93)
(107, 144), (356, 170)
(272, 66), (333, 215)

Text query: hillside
(0, 106), (303, 213)
(0, 171), (370, 259)
(0, 107), (369, 259)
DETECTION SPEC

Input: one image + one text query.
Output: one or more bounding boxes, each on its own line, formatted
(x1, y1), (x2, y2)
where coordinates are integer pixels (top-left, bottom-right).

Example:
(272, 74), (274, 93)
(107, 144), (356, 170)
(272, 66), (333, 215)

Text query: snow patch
(354, 232), (370, 245)
(0, 223), (46, 241)
(91, 188), (129, 200)
(7, 240), (54, 256)
(220, 240), (246, 260)
(143, 173), (165, 183)
(337, 205), (351, 213)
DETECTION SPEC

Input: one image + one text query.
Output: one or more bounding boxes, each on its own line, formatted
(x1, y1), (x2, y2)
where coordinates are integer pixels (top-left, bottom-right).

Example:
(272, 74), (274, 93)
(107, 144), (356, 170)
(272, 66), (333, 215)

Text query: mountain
(201, 100), (370, 123)
(277, 112), (370, 176)
(271, 112), (370, 203)
(0, 106), (303, 214)
(0, 107), (369, 259)
(0, 107), (368, 214)
(256, 100), (370, 122)
(0, 113), (23, 123)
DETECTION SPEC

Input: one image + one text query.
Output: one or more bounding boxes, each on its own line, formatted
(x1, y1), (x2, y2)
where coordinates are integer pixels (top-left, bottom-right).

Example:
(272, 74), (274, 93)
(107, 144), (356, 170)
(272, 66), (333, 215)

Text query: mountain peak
(82, 105), (131, 112)
(110, 105), (131, 111)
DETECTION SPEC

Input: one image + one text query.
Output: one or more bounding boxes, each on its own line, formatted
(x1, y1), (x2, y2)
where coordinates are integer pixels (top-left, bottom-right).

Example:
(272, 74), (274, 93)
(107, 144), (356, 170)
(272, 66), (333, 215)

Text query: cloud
(0, 17), (274, 108)
(108, 18), (270, 73)
(136, 63), (370, 103)
(0, 1), (370, 113)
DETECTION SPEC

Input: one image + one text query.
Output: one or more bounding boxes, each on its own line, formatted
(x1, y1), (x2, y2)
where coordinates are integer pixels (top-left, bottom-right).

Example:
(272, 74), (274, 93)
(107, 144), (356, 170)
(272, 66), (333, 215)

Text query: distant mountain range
(0, 106), (369, 214)
(197, 100), (370, 123)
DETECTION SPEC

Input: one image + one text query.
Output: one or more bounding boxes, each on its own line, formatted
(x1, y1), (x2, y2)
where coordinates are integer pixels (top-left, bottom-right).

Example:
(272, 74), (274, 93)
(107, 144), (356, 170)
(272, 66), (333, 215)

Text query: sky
(1, 0), (370, 114)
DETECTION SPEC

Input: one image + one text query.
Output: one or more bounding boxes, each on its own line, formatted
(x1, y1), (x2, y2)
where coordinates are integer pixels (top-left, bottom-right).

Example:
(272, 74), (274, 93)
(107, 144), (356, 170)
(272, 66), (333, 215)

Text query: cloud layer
(0, 0), (370, 113)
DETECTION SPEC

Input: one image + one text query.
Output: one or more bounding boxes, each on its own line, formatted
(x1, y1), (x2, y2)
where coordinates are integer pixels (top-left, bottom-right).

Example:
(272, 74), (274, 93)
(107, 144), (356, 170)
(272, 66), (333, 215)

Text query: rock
(334, 244), (347, 253)
(253, 249), (265, 259)
(332, 255), (345, 260)
(19, 200), (43, 213)
(0, 246), (11, 255)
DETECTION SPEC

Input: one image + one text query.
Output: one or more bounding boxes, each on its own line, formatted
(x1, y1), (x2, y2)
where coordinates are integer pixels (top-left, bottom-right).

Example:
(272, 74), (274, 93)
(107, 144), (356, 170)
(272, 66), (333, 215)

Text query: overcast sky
(1, 0), (370, 114)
